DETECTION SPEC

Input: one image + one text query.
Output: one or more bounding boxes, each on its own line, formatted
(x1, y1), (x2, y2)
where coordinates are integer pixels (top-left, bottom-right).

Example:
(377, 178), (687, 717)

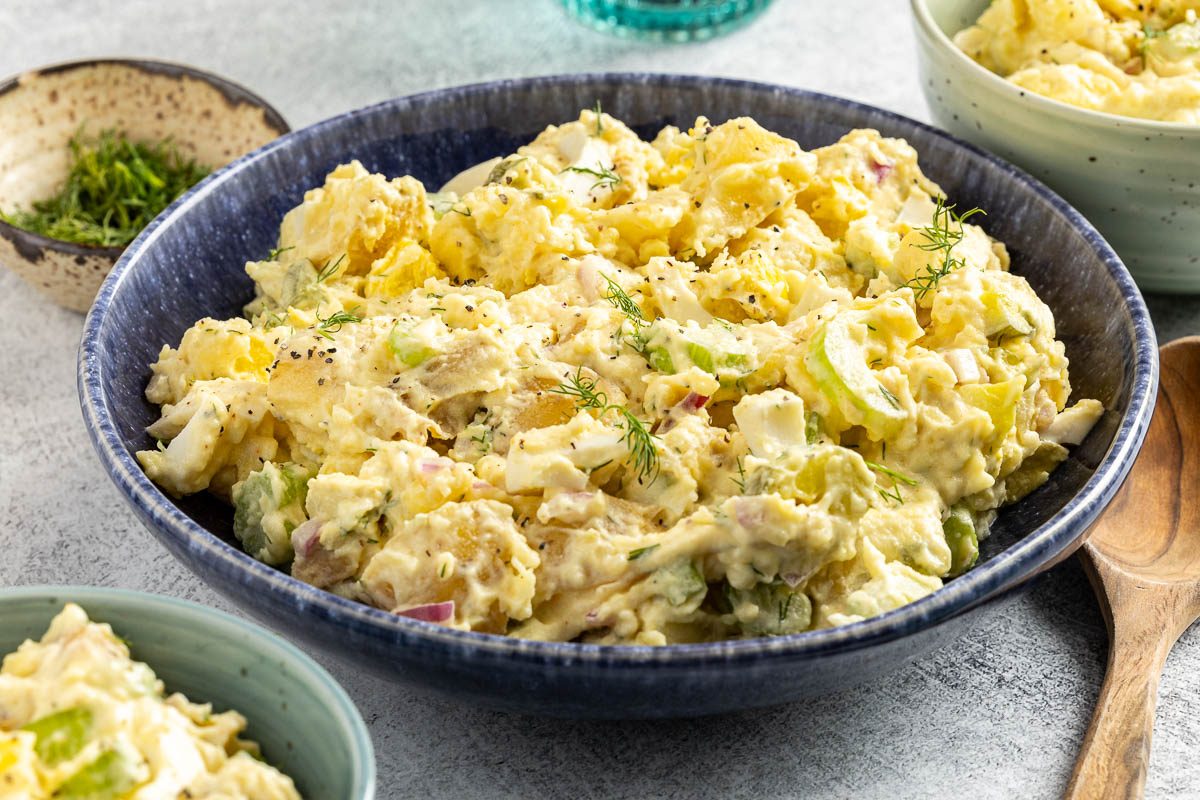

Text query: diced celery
(388, 324), (437, 368)
(280, 259), (319, 307)
(805, 315), (906, 437)
(643, 320), (752, 381)
(686, 342), (714, 373)
(980, 290), (1034, 338)
(647, 346), (675, 374)
(650, 560), (707, 607)
(233, 462), (311, 565)
(943, 506), (979, 577)
(21, 707), (92, 766)
(729, 581), (812, 636)
(804, 411), (823, 445)
(53, 749), (138, 800)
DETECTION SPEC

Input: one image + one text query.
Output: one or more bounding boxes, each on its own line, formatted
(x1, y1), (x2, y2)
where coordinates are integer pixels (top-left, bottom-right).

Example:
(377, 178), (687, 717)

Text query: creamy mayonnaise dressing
(136, 110), (1101, 644)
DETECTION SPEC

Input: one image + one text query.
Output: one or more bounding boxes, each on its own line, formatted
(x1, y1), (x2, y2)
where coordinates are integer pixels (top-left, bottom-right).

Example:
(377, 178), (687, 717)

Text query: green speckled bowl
(0, 586), (375, 799)
(912, 0), (1200, 293)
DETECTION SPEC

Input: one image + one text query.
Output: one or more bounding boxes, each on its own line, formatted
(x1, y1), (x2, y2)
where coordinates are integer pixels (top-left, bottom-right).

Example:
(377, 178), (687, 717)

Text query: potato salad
(0, 604), (299, 799)
(136, 109), (1101, 644)
(956, 0), (1200, 122)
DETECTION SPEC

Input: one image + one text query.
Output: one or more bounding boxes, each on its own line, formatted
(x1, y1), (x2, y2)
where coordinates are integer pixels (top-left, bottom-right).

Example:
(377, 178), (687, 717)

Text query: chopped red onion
(397, 601), (455, 623)
(781, 572), (802, 588)
(734, 497), (765, 529)
(419, 460), (445, 474)
(869, 160), (893, 183)
(680, 392), (710, 411)
(290, 519), (322, 558)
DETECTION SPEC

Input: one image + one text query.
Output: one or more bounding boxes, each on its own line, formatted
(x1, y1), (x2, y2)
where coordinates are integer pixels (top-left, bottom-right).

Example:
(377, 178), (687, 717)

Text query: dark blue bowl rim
(78, 72), (1158, 667)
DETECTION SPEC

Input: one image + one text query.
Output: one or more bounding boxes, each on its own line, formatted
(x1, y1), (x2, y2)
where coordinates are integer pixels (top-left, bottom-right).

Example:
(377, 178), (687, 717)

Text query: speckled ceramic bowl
(79, 74), (1157, 719)
(0, 59), (289, 312)
(0, 585), (375, 798)
(912, 0), (1200, 293)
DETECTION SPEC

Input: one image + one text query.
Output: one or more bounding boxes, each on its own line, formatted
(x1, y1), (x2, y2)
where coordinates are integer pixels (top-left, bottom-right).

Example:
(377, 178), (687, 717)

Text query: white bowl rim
(910, 0), (1200, 135)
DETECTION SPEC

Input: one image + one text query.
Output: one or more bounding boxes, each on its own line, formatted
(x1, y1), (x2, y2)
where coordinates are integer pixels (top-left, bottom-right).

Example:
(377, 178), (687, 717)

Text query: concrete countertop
(1, 1), (1196, 797)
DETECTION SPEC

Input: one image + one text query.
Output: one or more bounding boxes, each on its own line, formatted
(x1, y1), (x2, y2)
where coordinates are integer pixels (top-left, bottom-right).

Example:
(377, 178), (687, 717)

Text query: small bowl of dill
(0, 59), (289, 312)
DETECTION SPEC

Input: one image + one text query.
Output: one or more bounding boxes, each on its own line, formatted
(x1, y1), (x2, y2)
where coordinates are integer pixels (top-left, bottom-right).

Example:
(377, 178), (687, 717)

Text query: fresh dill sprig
(864, 461), (918, 486)
(315, 306), (362, 339)
(592, 100), (604, 136)
(561, 163), (622, 190)
(601, 273), (650, 353)
(628, 544), (658, 561)
(866, 460), (917, 506)
(551, 367), (661, 484)
(903, 199), (985, 300)
(731, 455), (747, 493)
(879, 385), (901, 410)
(1, 129), (209, 247)
(316, 254), (346, 284)
(267, 245), (295, 261)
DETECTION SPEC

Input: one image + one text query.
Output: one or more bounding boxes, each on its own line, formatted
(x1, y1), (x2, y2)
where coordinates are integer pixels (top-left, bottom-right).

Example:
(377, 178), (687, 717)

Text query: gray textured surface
(0, 1), (1197, 798)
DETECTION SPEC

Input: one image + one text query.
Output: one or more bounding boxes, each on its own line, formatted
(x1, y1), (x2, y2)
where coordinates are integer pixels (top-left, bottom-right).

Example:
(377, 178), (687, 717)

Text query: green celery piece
(804, 411), (823, 445)
(647, 346), (675, 374)
(805, 316), (906, 437)
(22, 707), (93, 766)
(980, 290), (1034, 338)
(730, 581), (812, 636)
(685, 342), (714, 373)
(943, 506), (979, 577)
(388, 325), (437, 367)
(650, 560), (706, 607)
(233, 462), (310, 564)
(52, 749), (138, 800)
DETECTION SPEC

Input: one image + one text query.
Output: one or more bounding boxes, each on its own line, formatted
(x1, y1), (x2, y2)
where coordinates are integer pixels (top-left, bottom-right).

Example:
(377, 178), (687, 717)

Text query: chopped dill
(879, 385), (901, 409)
(628, 544), (659, 561)
(315, 306), (362, 339)
(561, 163), (622, 190)
(316, 254), (346, 284)
(592, 100), (604, 136)
(903, 198), (985, 300)
(551, 367), (660, 484)
(864, 461), (918, 486)
(866, 460), (917, 506)
(1, 129), (209, 247)
(732, 455), (747, 493)
(601, 273), (649, 353)
(267, 245), (295, 261)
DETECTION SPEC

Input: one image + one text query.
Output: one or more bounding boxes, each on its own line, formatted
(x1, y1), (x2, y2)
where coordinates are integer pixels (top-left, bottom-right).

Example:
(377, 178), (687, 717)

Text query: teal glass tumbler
(561, 0), (773, 42)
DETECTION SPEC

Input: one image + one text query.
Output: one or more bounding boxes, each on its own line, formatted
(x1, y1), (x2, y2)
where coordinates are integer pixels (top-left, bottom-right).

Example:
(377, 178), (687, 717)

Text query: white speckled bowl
(0, 59), (289, 312)
(912, 0), (1200, 293)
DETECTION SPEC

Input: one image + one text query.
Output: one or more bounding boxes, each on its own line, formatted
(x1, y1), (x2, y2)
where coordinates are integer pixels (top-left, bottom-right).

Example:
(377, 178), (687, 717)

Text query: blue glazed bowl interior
(79, 74), (1156, 716)
(0, 586), (375, 799)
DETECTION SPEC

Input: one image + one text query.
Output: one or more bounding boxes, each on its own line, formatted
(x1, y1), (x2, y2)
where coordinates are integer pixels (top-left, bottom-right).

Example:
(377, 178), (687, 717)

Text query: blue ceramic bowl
(79, 74), (1157, 719)
(0, 586), (375, 798)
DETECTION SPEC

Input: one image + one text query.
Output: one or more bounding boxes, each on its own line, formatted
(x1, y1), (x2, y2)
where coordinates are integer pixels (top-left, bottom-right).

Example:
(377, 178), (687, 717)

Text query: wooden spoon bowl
(1067, 336), (1200, 799)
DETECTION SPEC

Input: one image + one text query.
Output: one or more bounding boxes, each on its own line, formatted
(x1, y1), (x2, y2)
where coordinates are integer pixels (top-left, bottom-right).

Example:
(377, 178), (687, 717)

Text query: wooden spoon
(1066, 337), (1200, 800)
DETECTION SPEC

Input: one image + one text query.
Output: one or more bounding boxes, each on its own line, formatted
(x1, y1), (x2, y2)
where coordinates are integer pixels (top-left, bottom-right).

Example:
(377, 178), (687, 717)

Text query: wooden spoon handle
(1065, 619), (1172, 800)
(1066, 547), (1196, 800)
